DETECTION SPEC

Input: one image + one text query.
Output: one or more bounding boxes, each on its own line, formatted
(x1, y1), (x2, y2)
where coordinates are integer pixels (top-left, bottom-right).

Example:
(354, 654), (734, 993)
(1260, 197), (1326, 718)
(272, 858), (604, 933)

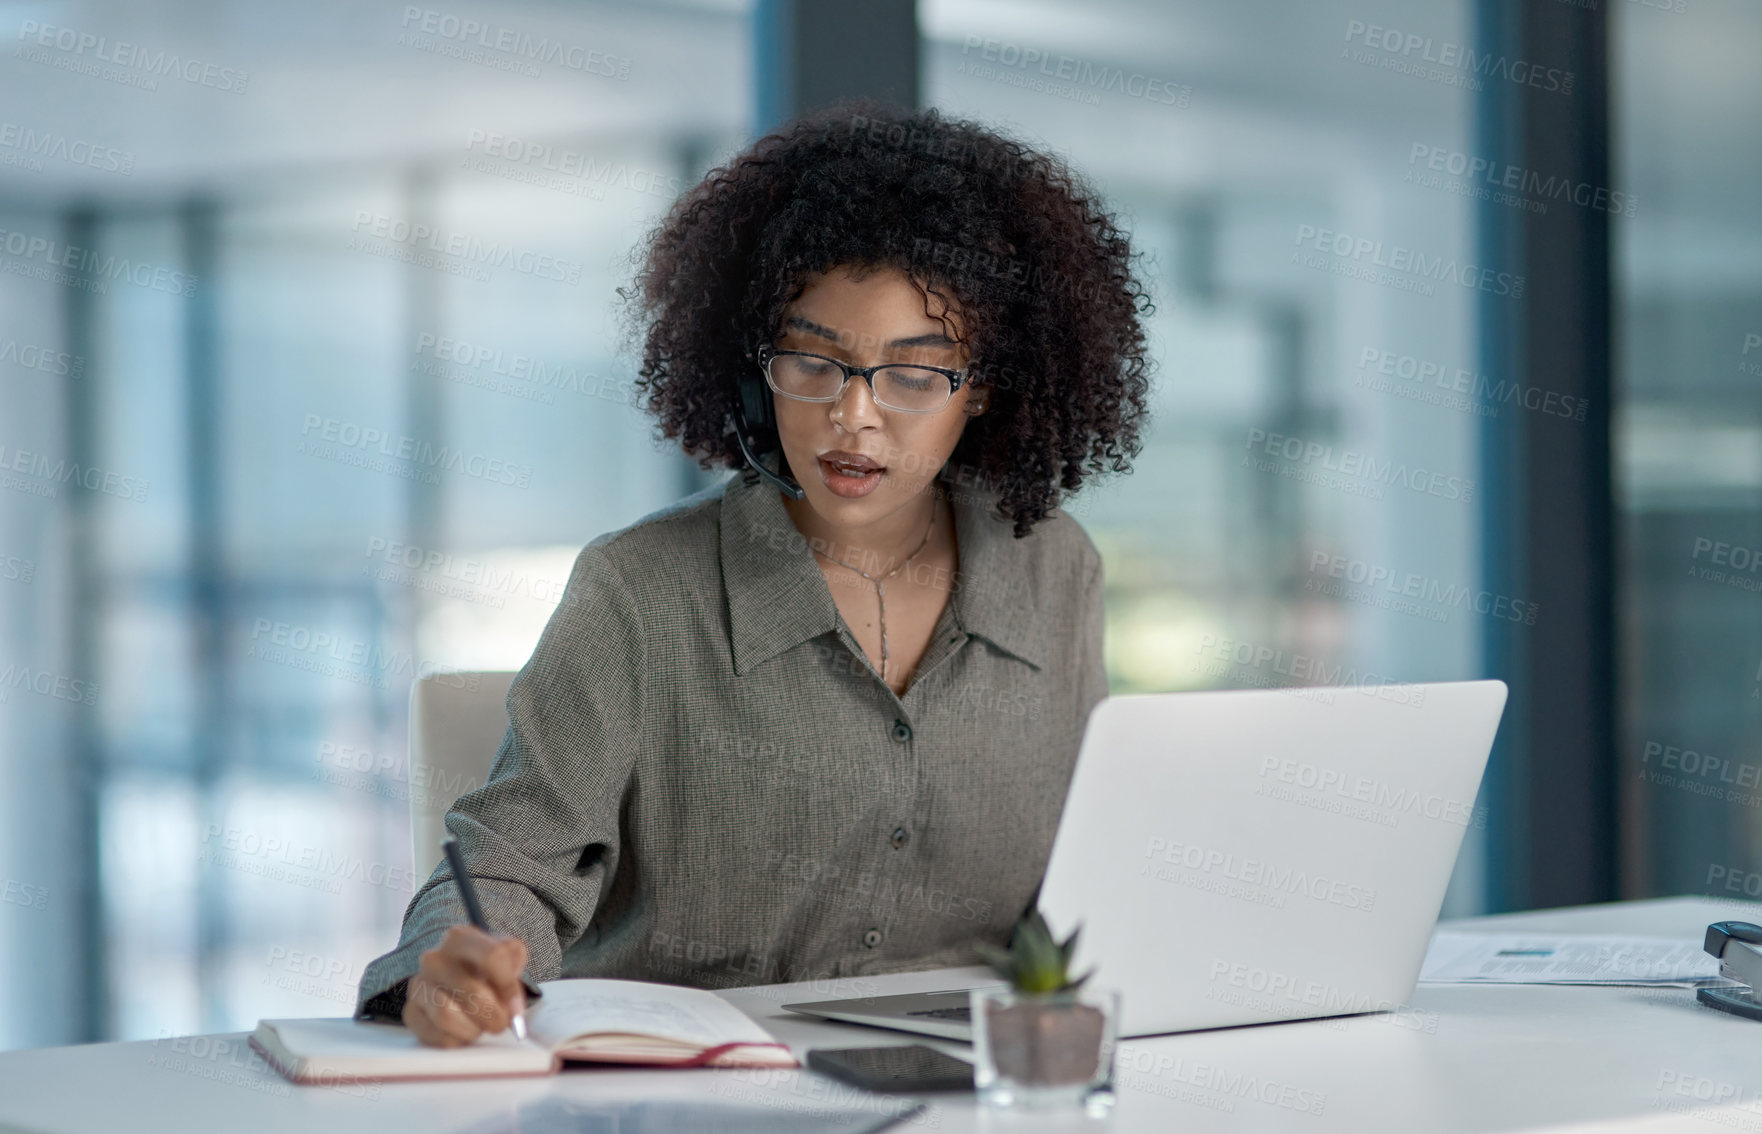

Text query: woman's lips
(821, 450), (881, 472)
(818, 455), (885, 498)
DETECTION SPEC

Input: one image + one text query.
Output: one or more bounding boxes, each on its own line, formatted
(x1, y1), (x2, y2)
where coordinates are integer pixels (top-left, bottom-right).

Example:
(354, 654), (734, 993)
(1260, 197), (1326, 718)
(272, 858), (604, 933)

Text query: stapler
(1698, 921), (1762, 1021)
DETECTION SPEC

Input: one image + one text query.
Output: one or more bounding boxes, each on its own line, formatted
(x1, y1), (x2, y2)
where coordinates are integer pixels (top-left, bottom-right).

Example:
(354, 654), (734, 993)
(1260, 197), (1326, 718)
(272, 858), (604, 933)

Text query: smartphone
(806, 1044), (975, 1093)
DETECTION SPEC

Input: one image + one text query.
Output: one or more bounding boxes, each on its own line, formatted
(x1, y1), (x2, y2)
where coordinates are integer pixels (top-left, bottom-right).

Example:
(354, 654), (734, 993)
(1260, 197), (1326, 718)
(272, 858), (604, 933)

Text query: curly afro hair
(621, 98), (1154, 537)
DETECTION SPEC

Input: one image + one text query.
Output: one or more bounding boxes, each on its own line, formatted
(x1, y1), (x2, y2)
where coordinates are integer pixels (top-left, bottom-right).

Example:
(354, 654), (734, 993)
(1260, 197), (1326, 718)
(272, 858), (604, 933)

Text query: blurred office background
(0, 0), (1755, 1049)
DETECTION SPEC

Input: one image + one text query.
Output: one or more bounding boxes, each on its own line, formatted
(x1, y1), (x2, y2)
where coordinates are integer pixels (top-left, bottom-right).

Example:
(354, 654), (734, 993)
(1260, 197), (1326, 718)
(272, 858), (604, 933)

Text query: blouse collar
(718, 463), (1049, 677)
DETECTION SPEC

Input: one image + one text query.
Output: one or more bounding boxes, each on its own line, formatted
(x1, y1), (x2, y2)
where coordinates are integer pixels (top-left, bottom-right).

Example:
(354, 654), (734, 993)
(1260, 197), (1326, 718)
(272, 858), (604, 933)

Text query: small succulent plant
(975, 909), (1094, 994)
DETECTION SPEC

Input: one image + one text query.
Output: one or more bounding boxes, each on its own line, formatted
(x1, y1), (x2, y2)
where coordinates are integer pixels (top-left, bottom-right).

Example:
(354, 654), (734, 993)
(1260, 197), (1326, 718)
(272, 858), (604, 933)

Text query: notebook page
(525, 980), (780, 1050)
(257, 1018), (552, 1077)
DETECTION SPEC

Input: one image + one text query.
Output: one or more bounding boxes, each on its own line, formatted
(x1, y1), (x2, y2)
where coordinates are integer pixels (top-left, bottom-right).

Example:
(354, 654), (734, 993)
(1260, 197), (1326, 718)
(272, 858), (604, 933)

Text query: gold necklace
(811, 486), (942, 686)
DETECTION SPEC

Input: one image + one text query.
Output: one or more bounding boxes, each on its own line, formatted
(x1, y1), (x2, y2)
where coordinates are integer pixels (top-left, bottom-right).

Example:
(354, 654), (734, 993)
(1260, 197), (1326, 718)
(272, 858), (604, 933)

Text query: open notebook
(251, 978), (798, 1083)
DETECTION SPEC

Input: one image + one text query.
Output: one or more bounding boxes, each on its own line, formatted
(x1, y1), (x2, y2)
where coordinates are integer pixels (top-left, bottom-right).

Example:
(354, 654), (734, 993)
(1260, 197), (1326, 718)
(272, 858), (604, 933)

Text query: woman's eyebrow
(784, 316), (956, 351)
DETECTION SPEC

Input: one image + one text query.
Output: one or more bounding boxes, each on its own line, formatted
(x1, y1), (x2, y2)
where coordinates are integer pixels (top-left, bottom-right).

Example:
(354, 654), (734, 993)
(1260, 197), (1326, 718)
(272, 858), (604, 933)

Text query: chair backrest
(408, 671), (518, 883)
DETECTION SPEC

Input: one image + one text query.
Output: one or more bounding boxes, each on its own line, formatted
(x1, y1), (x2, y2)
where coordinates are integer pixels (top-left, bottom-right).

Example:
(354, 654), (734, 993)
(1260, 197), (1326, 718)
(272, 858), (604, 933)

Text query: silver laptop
(783, 680), (1507, 1040)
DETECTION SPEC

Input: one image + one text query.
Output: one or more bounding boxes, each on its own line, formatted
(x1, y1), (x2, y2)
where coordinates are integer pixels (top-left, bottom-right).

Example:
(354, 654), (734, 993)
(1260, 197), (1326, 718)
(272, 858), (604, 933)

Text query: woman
(356, 99), (1152, 1046)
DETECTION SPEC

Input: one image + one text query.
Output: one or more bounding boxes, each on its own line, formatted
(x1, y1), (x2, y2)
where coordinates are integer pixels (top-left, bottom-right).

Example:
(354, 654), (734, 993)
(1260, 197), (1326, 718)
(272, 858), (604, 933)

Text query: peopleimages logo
(956, 35), (1192, 107)
(0, 122), (134, 175)
(1706, 864), (1762, 901)
(298, 415), (533, 488)
(1204, 958), (1439, 1035)
(1209, 960), (1395, 1015)
(1294, 224), (1525, 298)
(1342, 20), (1574, 94)
(0, 337), (82, 377)
(199, 824), (415, 895)
(1191, 634), (1429, 706)
(1143, 836), (1377, 912)
(1687, 537), (1762, 595)
(0, 442), (148, 501)
(363, 537), (567, 605)
(0, 664), (97, 706)
(348, 212), (582, 284)
(1307, 552), (1539, 625)
(1406, 144), (1635, 217)
(315, 740), (485, 798)
(0, 225), (197, 296)
(1637, 741), (1762, 811)
(1244, 428), (1475, 502)
(15, 20), (250, 93)
(1116, 1047), (1327, 1116)
(1642, 740), (1762, 787)
(1258, 756), (1482, 829)
(0, 878), (48, 912)
(1654, 1069), (1762, 1121)
(461, 131), (683, 198)
(398, 6), (632, 80)
(246, 617), (480, 692)
(1357, 347), (1587, 422)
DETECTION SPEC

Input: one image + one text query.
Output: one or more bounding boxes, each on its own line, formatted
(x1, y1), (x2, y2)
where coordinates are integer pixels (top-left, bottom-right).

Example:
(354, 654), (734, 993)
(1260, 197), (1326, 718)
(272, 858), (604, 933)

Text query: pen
(441, 836), (530, 1042)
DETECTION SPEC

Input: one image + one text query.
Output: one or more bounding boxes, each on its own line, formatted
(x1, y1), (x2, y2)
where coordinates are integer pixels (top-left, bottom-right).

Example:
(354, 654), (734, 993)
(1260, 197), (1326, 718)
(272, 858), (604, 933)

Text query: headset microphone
(731, 411), (805, 499)
(730, 354), (804, 499)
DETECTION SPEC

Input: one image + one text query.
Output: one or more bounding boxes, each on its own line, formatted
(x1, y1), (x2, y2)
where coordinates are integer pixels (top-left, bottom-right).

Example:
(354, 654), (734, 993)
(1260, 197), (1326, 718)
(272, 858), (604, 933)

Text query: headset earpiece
(731, 350), (804, 499)
(737, 368), (777, 451)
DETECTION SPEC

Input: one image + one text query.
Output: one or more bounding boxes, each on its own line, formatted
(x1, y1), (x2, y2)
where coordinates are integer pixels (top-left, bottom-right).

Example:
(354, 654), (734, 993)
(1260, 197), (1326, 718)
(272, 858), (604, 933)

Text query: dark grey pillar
(1476, 0), (1617, 910)
(62, 207), (103, 1042)
(753, 0), (920, 133)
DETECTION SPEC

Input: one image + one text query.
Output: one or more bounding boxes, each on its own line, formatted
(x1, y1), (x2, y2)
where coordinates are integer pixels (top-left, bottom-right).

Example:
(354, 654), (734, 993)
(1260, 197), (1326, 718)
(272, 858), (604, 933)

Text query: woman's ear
(964, 385), (990, 417)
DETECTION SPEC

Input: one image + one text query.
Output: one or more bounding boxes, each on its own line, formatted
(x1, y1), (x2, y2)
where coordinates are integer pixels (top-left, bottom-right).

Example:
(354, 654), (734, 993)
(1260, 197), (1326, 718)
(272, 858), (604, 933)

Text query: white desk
(3, 896), (1762, 1134)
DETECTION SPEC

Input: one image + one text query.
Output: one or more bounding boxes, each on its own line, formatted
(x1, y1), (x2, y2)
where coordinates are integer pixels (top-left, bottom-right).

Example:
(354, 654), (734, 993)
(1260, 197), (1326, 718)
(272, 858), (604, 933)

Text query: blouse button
(891, 720), (912, 743)
(890, 826), (910, 850)
(862, 928), (882, 949)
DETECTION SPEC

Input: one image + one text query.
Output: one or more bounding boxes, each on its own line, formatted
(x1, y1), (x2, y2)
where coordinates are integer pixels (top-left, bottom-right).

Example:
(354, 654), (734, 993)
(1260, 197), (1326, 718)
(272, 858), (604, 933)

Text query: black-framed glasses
(756, 344), (968, 414)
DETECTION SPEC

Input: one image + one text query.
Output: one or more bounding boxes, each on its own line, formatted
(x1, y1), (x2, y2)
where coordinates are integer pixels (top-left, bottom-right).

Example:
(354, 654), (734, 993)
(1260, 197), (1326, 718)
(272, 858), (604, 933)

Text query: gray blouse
(356, 464), (1108, 1018)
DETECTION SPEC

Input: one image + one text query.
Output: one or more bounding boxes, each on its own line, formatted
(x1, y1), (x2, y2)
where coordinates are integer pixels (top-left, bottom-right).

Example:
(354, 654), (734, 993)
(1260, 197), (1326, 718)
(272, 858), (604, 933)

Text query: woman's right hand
(402, 924), (530, 1047)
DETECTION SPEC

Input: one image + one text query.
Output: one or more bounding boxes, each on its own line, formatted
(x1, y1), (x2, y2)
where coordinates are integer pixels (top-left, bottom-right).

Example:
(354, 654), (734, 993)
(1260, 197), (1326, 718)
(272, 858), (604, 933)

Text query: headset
(729, 344), (806, 499)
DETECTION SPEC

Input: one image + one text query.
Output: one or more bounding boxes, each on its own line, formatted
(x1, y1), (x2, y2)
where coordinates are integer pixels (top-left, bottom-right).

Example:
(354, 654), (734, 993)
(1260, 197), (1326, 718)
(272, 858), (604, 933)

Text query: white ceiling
(0, 0), (752, 209)
(0, 0), (1755, 270)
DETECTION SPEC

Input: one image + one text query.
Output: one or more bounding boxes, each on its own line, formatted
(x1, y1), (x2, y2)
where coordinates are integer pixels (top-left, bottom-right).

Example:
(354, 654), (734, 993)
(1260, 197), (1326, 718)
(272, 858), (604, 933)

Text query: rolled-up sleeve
(355, 544), (646, 1018)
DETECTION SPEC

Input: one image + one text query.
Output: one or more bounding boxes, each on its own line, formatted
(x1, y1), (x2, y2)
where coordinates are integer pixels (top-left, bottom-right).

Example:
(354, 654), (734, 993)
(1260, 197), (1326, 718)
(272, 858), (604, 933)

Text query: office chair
(407, 671), (517, 883)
